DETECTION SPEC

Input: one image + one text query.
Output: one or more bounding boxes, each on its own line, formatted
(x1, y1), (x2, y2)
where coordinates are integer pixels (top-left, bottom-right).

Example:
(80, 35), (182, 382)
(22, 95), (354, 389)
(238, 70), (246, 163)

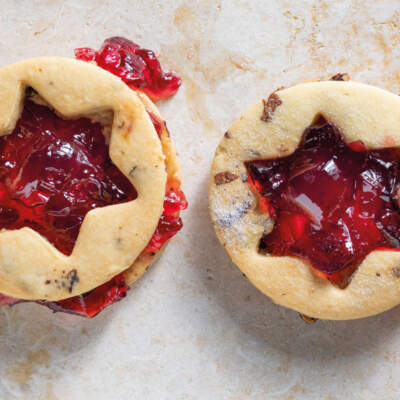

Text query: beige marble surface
(0, 0), (400, 399)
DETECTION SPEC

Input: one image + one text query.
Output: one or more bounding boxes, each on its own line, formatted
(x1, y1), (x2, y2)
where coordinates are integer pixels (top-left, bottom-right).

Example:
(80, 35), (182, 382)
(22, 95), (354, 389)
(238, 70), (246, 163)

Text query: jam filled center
(0, 97), (137, 256)
(246, 117), (400, 286)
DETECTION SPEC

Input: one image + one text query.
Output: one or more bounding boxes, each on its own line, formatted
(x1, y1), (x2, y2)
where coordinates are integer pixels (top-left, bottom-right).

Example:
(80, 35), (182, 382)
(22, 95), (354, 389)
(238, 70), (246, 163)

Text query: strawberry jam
(0, 98), (137, 256)
(75, 37), (181, 102)
(246, 117), (400, 287)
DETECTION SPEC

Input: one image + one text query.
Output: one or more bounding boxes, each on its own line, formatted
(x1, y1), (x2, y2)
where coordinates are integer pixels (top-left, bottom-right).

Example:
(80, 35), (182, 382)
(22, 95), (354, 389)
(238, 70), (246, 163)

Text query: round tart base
(209, 79), (400, 320)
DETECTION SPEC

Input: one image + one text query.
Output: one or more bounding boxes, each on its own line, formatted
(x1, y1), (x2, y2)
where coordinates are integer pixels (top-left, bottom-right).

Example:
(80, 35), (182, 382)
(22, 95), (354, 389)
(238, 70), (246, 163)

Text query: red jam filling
(0, 98), (137, 256)
(42, 273), (128, 318)
(145, 178), (188, 253)
(0, 37), (186, 318)
(246, 117), (400, 287)
(75, 37), (181, 102)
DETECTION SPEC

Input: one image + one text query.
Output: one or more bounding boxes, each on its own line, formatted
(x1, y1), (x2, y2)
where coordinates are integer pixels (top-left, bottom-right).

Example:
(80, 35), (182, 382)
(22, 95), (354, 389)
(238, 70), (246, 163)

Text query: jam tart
(0, 37), (187, 317)
(210, 77), (400, 320)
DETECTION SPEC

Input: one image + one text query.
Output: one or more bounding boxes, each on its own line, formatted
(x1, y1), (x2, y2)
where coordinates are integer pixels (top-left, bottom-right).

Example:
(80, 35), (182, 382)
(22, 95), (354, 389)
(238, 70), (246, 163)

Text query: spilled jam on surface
(0, 37), (186, 317)
(246, 117), (400, 287)
(75, 36), (181, 102)
(0, 99), (137, 256)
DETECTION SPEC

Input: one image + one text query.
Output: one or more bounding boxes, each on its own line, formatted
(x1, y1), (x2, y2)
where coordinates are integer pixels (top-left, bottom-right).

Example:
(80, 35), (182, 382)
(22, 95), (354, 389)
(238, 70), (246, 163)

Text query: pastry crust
(123, 91), (181, 286)
(209, 80), (400, 320)
(0, 57), (167, 301)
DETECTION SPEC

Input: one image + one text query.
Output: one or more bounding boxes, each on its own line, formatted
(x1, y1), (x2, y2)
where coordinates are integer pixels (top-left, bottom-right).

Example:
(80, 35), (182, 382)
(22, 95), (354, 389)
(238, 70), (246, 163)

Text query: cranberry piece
(246, 117), (400, 287)
(0, 99), (137, 256)
(75, 37), (181, 102)
(42, 273), (128, 318)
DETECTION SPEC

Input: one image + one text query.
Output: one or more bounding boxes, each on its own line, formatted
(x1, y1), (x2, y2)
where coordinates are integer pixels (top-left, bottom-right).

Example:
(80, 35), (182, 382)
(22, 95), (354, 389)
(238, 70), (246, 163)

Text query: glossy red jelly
(0, 99), (137, 256)
(75, 37), (181, 102)
(246, 117), (400, 286)
(145, 178), (188, 253)
(43, 273), (128, 318)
